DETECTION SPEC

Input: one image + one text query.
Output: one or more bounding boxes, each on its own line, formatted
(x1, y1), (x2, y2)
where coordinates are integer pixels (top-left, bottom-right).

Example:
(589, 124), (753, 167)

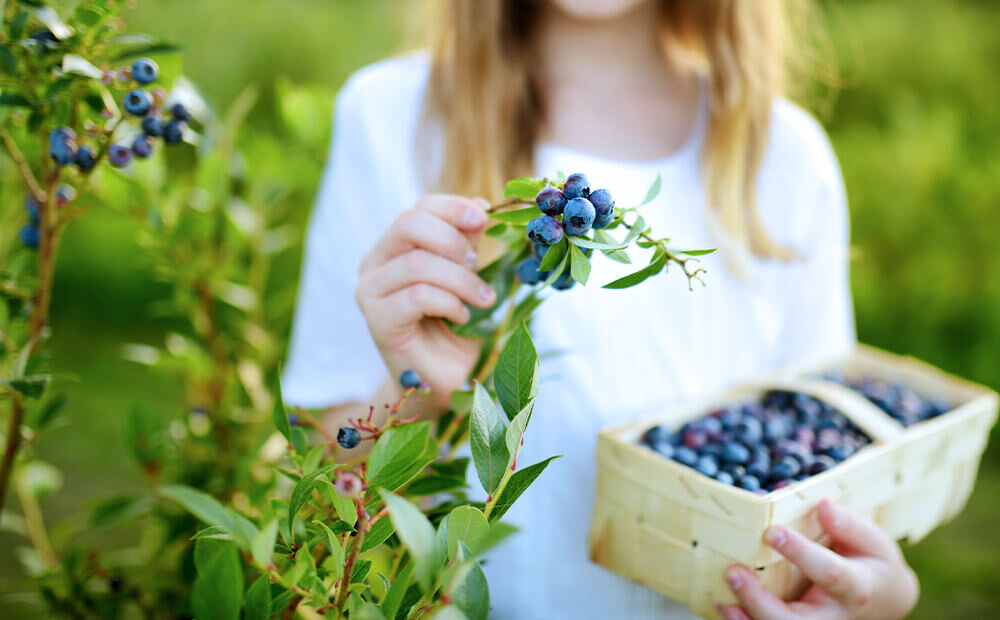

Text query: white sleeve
(281, 82), (393, 409)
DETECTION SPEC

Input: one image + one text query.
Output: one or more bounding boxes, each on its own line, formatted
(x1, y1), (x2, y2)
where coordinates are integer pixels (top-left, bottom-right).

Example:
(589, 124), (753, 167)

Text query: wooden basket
(588, 345), (998, 619)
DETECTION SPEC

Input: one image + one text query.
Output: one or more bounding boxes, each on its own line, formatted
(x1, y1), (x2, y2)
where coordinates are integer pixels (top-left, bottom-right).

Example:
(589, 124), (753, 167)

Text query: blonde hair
(425, 0), (830, 262)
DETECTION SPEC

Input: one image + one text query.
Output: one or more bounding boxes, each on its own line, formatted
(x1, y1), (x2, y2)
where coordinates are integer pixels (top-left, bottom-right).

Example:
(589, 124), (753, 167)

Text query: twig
(486, 196), (533, 213)
(0, 397), (24, 513)
(333, 498), (371, 612)
(0, 126), (45, 203)
(15, 475), (60, 570)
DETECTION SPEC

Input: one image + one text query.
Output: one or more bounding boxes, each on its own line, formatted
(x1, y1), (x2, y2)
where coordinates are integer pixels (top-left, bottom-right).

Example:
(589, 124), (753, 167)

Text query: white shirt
(283, 53), (855, 619)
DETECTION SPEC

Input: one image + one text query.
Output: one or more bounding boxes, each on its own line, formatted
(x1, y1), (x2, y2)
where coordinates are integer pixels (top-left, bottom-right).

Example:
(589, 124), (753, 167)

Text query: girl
(282, 1), (919, 618)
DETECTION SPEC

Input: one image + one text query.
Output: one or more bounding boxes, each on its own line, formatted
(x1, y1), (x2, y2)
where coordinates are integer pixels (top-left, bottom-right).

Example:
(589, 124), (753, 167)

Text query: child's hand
(721, 499), (919, 620)
(355, 195), (495, 408)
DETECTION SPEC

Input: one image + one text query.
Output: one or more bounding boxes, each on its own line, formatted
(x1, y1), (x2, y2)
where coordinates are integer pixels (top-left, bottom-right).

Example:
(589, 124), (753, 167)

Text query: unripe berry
(131, 58), (159, 85)
(75, 145), (96, 172)
(56, 185), (76, 206)
(562, 173), (590, 199)
(400, 369), (422, 389)
(535, 187), (566, 216)
(123, 89), (153, 116)
(563, 197), (596, 236)
(526, 215), (563, 246)
(337, 427), (361, 449)
(132, 135), (153, 158)
(163, 120), (184, 145)
(515, 257), (547, 285)
(108, 144), (132, 168)
(142, 115), (163, 137)
(335, 472), (363, 498)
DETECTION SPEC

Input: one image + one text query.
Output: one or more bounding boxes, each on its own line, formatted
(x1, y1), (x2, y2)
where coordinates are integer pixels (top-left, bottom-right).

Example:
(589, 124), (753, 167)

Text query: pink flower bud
(335, 472), (362, 498)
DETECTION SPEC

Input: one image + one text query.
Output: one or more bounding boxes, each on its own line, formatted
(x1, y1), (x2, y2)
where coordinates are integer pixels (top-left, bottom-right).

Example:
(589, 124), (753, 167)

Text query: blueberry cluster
(828, 375), (950, 427)
(49, 59), (190, 171)
(517, 173), (612, 289)
(640, 390), (872, 494)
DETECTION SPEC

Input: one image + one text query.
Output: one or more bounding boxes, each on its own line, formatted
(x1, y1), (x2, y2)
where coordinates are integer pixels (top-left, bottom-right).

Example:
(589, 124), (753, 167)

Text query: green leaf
(29, 7), (73, 39)
(446, 506), (489, 559)
(328, 482), (357, 526)
(493, 324), (538, 420)
(569, 243), (592, 285)
(448, 560), (489, 620)
(469, 382), (509, 496)
(62, 54), (102, 79)
(368, 423), (437, 491)
(639, 173), (662, 206)
(540, 252), (569, 289)
(602, 249), (667, 289)
(191, 539), (243, 620)
(678, 248), (717, 256)
(302, 444), (326, 474)
(380, 491), (441, 593)
(111, 42), (181, 61)
(272, 374), (291, 441)
(484, 223), (508, 238)
(567, 235), (629, 251)
(621, 214), (646, 246)
(488, 206), (539, 224)
(291, 426), (308, 454)
(504, 401), (533, 467)
(353, 602), (387, 620)
(270, 591), (295, 617)
(34, 393), (67, 430)
(251, 520), (278, 569)
(472, 522), (518, 556)
(160, 485), (251, 549)
(2, 375), (49, 399)
(538, 237), (567, 271)
(351, 558), (373, 583)
(381, 561), (414, 619)
(502, 177), (546, 199)
(244, 574), (272, 620)
(313, 520), (345, 580)
(191, 525), (233, 541)
(360, 514), (395, 552)
(0, 93), (30, 107)
(602, 248), (632, 264)
(288, 465), (334, 533)
(488, 456), (560, 522)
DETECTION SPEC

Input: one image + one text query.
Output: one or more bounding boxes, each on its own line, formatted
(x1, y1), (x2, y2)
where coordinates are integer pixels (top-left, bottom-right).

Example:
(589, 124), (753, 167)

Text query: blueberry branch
(0, 126), (45, 203)
(620, 214), (708, 291)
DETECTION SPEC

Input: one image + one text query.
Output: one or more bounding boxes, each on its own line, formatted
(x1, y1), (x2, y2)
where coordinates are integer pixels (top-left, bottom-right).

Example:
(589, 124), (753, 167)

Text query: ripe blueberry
(721, 441), (750, 465)
(400, 369), (422, 389)
(24, 197), (39, 223)
(132, 135), (153, 158)
(589, 189), (615, 229)
(142, 115), (164, 138)
(672, 446), (698, 468)
(695, 455), (719, 478)
(170, 102), (192, 122)
(75, 145), (96, 172)
(527, 215), (563, 246)
(562, 173), (590, 199)
(642, 425), (669, 446)
(651, 441), (674, 459)
(562, 197), (596, 236)
(715, 471), (735, 486)
(535, 187), (567, 216)
(19, 225), (40, 248)
(532, 242), (549, 260)
(123, 89), (153, 116)
(108, 144), (132, 168)
(516, 257), (547, 285)
(131, 58), (159, 85)
(163, 120), (184, 145)
(287, 414), (300, 427)
(809, 455), (836, 475)
(738, 475), (761, 492)
(49, 127), (77, 166)
(337, 427), (361, 449)
(770, 457), (801, 481)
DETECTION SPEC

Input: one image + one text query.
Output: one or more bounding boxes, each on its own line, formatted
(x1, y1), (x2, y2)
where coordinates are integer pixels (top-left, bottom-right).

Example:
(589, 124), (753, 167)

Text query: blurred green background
(3, 0), (999, 617)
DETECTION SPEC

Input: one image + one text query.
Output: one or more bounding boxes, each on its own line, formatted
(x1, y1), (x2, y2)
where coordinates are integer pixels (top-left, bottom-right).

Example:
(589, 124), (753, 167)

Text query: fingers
(365, 249), (496, 309)
(367, 203), (484, 269)
(368, 284), (470, 328)
(417, 194), (490, 233)
(717, 605), (752, 620)
(765, 525), (866, 601)
(724, 565), (794, 620)
(817, 499), (898, 560)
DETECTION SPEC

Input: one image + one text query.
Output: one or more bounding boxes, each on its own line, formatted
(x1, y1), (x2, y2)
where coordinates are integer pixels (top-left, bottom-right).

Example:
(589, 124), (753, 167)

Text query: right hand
(355, 194), (496, 409)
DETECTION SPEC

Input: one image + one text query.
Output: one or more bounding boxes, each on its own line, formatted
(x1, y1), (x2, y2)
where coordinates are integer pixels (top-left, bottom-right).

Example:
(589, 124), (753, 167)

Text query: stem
(474, 281), (520, 386)
(483, 462), (514, 521)
(0, 126), (45, 203)
(0, 397), (24, 513)
(15, 473), (60, 571)
(620, 213), (707, 291)
(486, 196), (533, 213)
(333, 499), (371, 612)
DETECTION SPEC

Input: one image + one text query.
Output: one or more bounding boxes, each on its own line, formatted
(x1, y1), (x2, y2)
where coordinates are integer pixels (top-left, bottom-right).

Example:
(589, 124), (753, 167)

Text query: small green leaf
(191, 539), (243, 620)
(639, 173), (662, 206)
(484, 223), (508, 238)
(288, 465), (335, 533)
(302, 444), (326, 474)
(272, 374), (291, 441)
(328, 482), (357, 526)
(244, 574), (272, 620)
(488, 206), (539, 224)
(602, 248), (632, 264)
(191, 525), (233, 541)
(567, 235), (628, 251)
(380, 491), (442, 593)
(313, 520), (345, 580)
(62, 54), (102, 79)
(488, 456), (561, 522)
(251, 520), (278, 569)
(351, 558), (373, 583)
(353, 602), (387, 620)
(360, 514), (395, 552)
(469, 383), (510, 496)
(448, 560), (489, 620)
(446, 506), (489, 559)
(368, 423), (437, 491)
(161, 485), (251, 549)
(381, 561), (414, 619)
(429, 605), (469, 620)
(540, 252), (569, 289)
(493, 324), (538, 421)
(538, 237), (567, 271)
(0, 93), (30, 107)
(568, 243), (591, 285)
(502, 177), (546, 199)
(2, 375), (49, 399)
(472, 522), (518, 556)
(504, 401), (533, 467)
(602, 249), (667, 289)
(678, 248), (717, 256)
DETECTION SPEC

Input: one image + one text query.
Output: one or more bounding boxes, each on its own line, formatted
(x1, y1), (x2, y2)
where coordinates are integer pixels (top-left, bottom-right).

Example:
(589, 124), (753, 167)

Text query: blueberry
(108, 144), (132, 168)
(682, 428), (707, 449)
(651, 441), (674, 459)
(55, 185), (75, 206)
(142, 115), (164, 138)
(672, 446), (698, 468)
(123, 89), (153, 116)
(716, 407), (742, 429)
(721, 441), (750, 465)
(49, 127), (77, 166)
(552, 268), (576, 291)
(535, 187), (567, 216)
(738, 475), (761, 492)
(746, 457), (769, 481)
(763, 416), (788, 443)
(400, 369), (422, 389)
(74, 145), (96, 172)
(287, 414), (300, 427)
(562, 197), (596, 236)
(132, 135), (153, 158)
(715, 471), (735, 486)
(592, 210), (614, 230)
(170, 102), (192, 122)
(516, 257), (547, 285)
(699, 442), (724, 459)
(770, 457), (801, 481)
(527, 215), (564, 246)
(163, 120), (184, 145)
(131, 58), (159, 85)
(699, 416), (723, 439)
(809, 455), (836, 475)
(532, 242), (549, 260)
(695, 455), (719, 478)
(825, 446), (852, 462)
(337, 427), (361, 449)
(24, 197), (39, 223)
(641, 425), (669, 446)
(722, 464), (746, 479)
(562, 173), (590, 199)
(19, 224), (39, 249)
(735, 417), (763, 445)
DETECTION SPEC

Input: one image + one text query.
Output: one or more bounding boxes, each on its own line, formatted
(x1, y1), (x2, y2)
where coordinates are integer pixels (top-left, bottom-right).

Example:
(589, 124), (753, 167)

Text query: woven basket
(588, 345), (998, 619)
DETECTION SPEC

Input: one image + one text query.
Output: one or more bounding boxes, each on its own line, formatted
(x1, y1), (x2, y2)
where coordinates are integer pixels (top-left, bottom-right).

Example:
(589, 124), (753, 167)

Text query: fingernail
(725, 569), (742, 591)
(465, 250), (478, 269)
(766, 527), (787, 549)
(464, 207), (486, 228)
(479, 285), (495, 303)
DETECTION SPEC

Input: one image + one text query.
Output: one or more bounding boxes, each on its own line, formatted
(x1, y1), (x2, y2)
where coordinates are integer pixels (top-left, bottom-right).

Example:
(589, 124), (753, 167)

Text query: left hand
(720, 499), (919, 620)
